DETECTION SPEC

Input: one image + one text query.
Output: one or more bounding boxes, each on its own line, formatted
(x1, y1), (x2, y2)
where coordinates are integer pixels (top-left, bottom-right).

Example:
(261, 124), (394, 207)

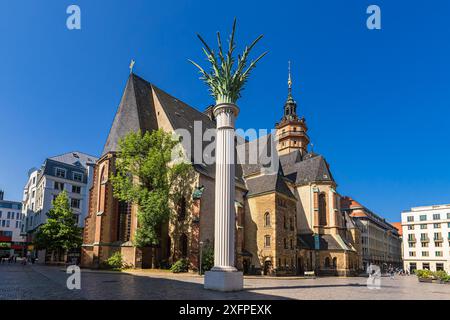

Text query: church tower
(275, 62), (310, 156)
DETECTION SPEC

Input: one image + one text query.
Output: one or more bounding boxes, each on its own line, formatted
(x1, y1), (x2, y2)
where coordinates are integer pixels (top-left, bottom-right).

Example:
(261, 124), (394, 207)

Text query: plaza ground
(1, 263), (449, 300)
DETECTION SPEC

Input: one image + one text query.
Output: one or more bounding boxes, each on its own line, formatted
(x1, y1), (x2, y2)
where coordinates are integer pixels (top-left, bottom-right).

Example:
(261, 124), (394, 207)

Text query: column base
(204, 270), (243, 292)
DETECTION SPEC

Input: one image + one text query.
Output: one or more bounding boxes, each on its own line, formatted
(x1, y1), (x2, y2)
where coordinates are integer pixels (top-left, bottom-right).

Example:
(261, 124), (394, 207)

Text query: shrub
(104, 252), (124, 270)
(414, 269), (434, 279)
(170, 259), (188, 273)
(434, 270), (448, 281)
(201, 245), (214, 273)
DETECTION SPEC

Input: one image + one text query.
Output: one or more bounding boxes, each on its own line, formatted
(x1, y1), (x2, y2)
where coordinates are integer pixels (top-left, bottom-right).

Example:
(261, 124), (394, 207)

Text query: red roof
(391, 222), (402, 236)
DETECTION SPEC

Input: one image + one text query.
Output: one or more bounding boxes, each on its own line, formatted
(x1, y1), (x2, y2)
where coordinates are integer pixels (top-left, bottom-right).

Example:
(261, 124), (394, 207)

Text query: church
(81, 69), (361, 276)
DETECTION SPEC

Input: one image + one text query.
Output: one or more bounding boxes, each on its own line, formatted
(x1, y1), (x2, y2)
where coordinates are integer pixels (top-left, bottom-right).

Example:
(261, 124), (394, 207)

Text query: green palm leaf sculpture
(189, 18), (267, 105)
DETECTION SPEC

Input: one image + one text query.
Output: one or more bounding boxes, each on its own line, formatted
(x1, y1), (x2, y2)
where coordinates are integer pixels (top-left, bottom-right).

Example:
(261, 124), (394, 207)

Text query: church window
(177, 197), (187, 221)
(264, 212), (270, 227)
(118, 201), (132, 242)
(180, 233), (188, 258)
(318, 193), (327, 226)
(290, 238), (294, 249)
(264, 235), (271, 247)
(325, 257), (330, 268)
(332, 257), (337, 268)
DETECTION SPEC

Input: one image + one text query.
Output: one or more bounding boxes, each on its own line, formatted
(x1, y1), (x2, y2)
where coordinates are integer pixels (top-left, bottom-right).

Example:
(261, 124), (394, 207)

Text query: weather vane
(129, 59), (135, 74)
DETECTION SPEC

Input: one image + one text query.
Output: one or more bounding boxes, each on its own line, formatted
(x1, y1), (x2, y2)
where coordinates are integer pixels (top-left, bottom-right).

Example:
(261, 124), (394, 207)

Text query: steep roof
(102, 74), (158, 155)
(245, 171), (295, 199)
(280, 150), (334, 185)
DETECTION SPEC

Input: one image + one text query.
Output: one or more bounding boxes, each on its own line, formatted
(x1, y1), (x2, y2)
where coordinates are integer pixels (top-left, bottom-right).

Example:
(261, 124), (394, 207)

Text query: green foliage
(415, 269), (435, 279)
(189, 18), (267, 104)
(201, 244), (214, 273)
(434, 270), (448, 281)
(34, 191), (82, 254)
(104, 252), (124, 270)
(170, 259), (189, 273)
(110, 129), (193, 248)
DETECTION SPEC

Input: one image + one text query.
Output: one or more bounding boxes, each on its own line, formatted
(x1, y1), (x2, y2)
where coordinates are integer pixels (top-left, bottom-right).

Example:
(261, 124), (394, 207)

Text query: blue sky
(0, 0), (449, 222)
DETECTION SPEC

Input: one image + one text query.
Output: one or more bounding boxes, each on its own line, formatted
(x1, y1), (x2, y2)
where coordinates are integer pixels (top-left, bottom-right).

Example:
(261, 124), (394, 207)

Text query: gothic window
(318, 193), (327, 226)
(332, 257), (337, 268)
(289, 217), (294, 230)
(264, 212), (270, 227)
(177, 197), (187, 221)
(325, 257), (330, 268)
(180, 233), (188, 258)
(264, 235), (271, 247)
(117, 201), (131, 242)
(98, 166), (106, 213)
(284, 216), (287, 229)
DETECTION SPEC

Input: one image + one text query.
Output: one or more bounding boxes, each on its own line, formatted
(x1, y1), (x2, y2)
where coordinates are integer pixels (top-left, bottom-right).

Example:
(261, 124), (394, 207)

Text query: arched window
(264, 212), (270, 227)
(97, 166), (106, 213)
(264, 235), (271, 247)
(284, 216), (287, 229)
(284, 238), (287, 249)
(180, 234), (188, 257)
(332, 257), (337, 268)
(325, 257), (330, 268)
(318, 193), (328, 226)
(177, 197), (186, 221)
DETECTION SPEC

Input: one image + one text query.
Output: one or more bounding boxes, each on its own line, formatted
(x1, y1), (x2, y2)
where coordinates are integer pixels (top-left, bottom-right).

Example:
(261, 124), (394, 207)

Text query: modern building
(401, 204), (450, 273)
(0, 190), (26, 258)
(341, 197), (402, 270)
(22, 152), (97, 259)
(82, 71), (360, 276)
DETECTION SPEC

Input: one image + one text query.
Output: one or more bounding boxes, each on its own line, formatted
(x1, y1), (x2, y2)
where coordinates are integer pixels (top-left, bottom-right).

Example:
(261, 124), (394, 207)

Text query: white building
(401, 204), (450, 273)
(22, 151), (97, 236)
(0, 190), (26, 257)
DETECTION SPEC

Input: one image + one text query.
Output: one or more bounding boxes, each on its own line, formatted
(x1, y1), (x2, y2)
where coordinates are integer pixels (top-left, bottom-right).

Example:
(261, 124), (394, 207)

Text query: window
(408, 234), (415, 242)
(408, 242), (415, 248)
(72, 185), (81, 194)
(0, 211), (2, 218)
(177, 197), (186, 221)
(436, 251), (443, 257)
(284, 238), (287, 249)
(73, 172), (83, 182)
(434, 223), (441, 228)
(420, 224), (427, 229)
(419, 215), (427, 221)
(420, 233), (428, 241)
(408, 225), (414, 230)
(55, 168), (66, 178)
(433, 213), (440, 220)
(179, 234), (188, 258)
(318, 193), (327, 226)
(15, 221), (19, 228)
(434, 232), (442, 241)
(447, 213), (450, 219)
(70, 198), (80, 209)
(289, 217), (294, 231)
(6, 220), (10, 228)
(325, 257), (330, 267)
(422, 263), (430, 270)
(435, 242), (442, 247)
(7, 212), (11, 219)
(264, 212), (270, 227)
(1, 220), (5, 227)
(16, 212), (19, 220)
(54, 181), (64, 191)
(264, 235), (271, 247)
(284, 216), (287, 229)
(290, 239), (294, 250)
(421, 242), (428, 247)
(422, 251), (429, 257)
(436, 263), (444, 271)
(407, 216), (414, 222)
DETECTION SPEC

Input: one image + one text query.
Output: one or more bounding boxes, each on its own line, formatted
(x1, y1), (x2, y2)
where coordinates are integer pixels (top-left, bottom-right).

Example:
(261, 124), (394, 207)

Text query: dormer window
(55, 168), (66, 178)
(73, 172), (83, 182)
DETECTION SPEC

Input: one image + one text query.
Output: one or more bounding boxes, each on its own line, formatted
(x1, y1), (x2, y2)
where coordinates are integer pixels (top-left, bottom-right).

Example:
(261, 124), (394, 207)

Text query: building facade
(341, 197), (402, 271)
(81, 71), (363, 276)
(401, 204), (450, 273)
(0, 190), (25, 258)
(22, 152), (97, 260)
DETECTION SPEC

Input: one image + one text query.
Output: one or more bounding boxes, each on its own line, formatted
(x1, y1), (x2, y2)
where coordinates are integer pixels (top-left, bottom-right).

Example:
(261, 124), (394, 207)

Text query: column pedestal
(204, 102), (243, 292)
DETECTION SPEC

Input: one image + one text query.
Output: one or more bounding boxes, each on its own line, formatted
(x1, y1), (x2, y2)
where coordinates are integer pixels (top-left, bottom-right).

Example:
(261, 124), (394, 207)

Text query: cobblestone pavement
(1, 263), (449, 300)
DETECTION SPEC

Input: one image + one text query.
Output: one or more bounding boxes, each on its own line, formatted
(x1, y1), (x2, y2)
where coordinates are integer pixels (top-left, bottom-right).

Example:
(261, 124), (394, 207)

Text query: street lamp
(199, 241), (204, 275)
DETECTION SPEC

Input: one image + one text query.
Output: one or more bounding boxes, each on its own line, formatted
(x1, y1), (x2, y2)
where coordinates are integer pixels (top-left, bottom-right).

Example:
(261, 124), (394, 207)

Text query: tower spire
(287, 60), (292, 97)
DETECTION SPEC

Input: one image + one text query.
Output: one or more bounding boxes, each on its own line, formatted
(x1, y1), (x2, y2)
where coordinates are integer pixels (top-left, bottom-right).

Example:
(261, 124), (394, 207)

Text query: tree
(34, 191), (83, 262)
(189, 18), (267, 104)
(110, 129), (193, 267)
